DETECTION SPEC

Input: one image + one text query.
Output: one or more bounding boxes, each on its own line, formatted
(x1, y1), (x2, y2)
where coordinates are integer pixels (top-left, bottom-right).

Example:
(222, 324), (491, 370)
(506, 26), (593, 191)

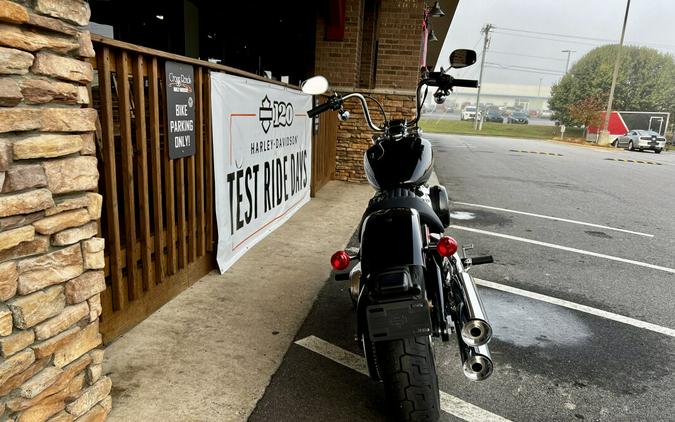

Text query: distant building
(448, 82), (552, 111)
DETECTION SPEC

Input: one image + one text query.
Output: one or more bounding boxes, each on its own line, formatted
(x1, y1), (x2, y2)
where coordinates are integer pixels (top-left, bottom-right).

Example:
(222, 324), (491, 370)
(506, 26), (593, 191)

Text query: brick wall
(375, 0), (421, 90)
(315, 0), (364, 87)
(358, 0), (377, 89)
(316, 0), (423, 182)
(0, 0), (112, 420)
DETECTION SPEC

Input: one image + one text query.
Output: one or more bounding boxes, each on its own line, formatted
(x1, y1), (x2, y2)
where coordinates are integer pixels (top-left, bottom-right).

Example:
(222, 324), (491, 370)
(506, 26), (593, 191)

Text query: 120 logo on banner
(259, 95), (294, 133)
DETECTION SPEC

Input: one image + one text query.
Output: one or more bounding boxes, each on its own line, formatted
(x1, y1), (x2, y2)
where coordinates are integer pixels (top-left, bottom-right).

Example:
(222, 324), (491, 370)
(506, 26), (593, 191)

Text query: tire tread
(376, 336), (440, 421)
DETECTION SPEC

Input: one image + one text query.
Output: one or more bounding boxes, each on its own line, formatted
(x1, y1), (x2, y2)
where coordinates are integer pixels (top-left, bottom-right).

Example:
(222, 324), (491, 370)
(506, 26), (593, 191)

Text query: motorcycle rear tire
(376, 336), (441, 422)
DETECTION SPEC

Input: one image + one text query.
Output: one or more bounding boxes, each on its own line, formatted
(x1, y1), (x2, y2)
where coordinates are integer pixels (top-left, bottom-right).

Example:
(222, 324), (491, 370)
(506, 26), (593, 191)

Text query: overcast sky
(436, 0), (675, 88)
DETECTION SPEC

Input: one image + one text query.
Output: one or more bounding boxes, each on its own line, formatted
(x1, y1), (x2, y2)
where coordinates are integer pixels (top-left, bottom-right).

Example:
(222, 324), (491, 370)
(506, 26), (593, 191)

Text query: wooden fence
(90, 36), (337, 342)
(312, 105), (338, 195)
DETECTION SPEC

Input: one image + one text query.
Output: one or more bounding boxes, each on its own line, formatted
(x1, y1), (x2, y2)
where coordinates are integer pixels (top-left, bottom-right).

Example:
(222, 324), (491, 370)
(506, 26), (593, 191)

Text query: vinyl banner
(210, 72), (313, 273)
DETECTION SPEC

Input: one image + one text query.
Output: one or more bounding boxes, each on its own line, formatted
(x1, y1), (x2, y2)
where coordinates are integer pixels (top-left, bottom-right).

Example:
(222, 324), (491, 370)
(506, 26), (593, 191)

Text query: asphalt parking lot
(250, 134), (675, 421)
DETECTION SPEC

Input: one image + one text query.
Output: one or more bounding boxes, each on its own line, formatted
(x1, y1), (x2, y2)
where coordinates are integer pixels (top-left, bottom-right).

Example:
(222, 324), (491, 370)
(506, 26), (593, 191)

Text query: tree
(567, 95), (604, 137)
(548, 45), (675, 127)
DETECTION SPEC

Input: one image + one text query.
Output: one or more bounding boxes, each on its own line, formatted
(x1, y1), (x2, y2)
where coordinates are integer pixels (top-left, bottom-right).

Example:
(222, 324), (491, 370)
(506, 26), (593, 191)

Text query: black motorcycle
(302, 49), (494, 422)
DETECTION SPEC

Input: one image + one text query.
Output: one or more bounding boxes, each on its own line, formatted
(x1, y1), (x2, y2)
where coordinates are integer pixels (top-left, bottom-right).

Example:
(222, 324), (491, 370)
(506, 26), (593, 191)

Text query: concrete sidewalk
(103, 181), (373, 422)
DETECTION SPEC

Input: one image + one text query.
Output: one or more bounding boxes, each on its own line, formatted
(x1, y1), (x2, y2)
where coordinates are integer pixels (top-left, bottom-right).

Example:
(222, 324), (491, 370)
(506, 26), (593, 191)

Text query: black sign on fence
(165, 61), (196, 159)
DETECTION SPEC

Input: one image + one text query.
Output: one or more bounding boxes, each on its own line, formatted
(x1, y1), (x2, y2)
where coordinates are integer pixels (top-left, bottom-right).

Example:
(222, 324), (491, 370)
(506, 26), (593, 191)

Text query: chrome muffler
(452, 298), (494, 381)
(456, 272), (492, 347)
(348, 262), (362, 304)
(459, 342), (493, 381)
(450, 256), (494, 380)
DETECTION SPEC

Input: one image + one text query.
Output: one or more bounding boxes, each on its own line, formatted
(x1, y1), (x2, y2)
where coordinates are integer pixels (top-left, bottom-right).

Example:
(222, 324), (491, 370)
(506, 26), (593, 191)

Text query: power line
(495, 26), (615, 43)
(485, 66), (562, 76)
(469, 36), (482, 51)
(488, 50), (566, 62)
(486, 62), (565, 74)
(494, 26), (675, 51)
(485, 64), (564, 76)
(492, 31), (600, 47)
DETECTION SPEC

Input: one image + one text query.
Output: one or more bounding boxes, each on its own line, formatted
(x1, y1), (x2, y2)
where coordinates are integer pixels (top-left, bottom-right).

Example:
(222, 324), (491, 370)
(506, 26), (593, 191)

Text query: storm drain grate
(604, 158), (662, 165)
(509, 149), (563, 156)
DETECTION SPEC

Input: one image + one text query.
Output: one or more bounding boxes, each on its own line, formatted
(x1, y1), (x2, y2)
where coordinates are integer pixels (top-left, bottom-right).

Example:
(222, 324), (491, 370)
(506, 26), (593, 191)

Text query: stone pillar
(0, 1), (111, 421)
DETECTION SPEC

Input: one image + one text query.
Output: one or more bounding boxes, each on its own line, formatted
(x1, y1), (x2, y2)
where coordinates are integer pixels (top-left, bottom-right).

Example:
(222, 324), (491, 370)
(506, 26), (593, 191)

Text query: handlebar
(410, 74), (479, 125)
(306, 73), (478, 131)
(307, 93), (384, 132)
(451, 79), (479, 88)
(307, 101), (333, 118)
(342, 93), (383, 132)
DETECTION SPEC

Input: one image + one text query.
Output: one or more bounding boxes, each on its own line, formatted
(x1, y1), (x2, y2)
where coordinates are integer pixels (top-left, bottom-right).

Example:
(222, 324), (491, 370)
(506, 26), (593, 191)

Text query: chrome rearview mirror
(301, 76), (329, 95)
(449, 49), (477, 69)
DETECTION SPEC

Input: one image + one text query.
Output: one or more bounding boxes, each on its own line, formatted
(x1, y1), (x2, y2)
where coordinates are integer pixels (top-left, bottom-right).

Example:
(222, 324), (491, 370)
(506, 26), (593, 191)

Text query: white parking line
(453, 201), (654, 238)
(295, 335), (511, 422)
(449, 225), (675, 275)
(475, 278), (675, 338)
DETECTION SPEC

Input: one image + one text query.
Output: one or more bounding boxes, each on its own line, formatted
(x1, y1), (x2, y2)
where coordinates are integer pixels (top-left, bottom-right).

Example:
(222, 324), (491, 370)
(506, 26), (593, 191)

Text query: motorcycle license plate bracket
(366, 299), (432, 342)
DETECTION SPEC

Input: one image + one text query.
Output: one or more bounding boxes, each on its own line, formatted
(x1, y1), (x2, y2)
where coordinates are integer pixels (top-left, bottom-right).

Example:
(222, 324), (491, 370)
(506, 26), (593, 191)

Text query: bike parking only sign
(165, 61), (196, 159)
(210, 72), (312, 273)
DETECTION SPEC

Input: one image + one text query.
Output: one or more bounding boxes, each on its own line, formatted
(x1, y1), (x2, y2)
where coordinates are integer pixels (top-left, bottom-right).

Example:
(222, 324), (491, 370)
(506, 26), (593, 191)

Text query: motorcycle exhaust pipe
(348, 262), (362, 304)
(459, 342), (494, 381)
(457, 272), (492, 347)
(452, 308), (493, 381)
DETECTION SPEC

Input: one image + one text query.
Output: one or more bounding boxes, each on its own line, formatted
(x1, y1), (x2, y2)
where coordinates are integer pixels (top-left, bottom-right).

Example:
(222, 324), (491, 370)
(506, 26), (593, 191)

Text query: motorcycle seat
(363, 188), (445, 234)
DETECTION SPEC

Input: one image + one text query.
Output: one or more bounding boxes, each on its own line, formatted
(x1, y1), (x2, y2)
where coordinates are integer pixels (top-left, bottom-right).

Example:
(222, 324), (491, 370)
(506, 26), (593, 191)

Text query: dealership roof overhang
(89, 0), (317, 86)
(426, 0), (460, 70)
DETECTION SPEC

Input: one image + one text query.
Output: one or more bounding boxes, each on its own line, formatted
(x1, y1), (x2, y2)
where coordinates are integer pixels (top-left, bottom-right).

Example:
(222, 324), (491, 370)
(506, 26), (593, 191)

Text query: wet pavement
(250, 135), (675, 421)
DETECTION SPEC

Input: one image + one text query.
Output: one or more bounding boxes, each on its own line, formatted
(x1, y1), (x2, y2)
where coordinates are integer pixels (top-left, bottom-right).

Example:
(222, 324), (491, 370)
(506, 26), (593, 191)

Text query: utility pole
(599, 0), (631, 146)
(561, 49), (575, 72)
(474, 23), (492, 130)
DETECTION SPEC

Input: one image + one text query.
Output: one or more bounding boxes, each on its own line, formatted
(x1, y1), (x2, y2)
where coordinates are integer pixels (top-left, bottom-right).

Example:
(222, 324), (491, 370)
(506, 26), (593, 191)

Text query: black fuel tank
(364, 135), (433, 190)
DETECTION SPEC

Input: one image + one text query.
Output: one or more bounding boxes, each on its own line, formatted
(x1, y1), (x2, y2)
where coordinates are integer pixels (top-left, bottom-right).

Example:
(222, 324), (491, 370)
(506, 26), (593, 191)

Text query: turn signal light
(436, 236), (458, 257)
(330, 250), (350, 271)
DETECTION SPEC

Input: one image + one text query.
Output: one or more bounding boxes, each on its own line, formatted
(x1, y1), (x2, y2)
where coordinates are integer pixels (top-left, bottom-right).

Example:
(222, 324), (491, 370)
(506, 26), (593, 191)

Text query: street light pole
(561, 49), (575, 72)
(598, 0), (631, 146)
(474, 23), (492, 130)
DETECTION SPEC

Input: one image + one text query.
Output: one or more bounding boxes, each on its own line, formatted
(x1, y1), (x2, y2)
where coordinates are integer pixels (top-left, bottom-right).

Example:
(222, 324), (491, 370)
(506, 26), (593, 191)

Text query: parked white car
(613, 130), (666, 153)
(461, 106), (480, 121)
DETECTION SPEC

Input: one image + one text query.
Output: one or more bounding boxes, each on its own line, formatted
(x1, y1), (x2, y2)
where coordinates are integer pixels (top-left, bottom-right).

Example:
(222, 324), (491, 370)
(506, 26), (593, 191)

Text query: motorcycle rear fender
(359, 207), (425, 278)
(357, 208), (432, 344)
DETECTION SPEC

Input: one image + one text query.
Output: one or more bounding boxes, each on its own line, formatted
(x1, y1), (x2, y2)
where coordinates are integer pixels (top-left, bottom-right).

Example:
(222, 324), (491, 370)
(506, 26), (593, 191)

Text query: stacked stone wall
(333, 91), (416, 183)
(0, 0), (111, 420)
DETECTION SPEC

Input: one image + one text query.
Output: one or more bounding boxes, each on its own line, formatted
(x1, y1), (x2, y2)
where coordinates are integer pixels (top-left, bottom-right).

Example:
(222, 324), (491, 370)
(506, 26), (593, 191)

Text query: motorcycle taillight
(436, 236), (458, 257)
(330, 250), (350, 271)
